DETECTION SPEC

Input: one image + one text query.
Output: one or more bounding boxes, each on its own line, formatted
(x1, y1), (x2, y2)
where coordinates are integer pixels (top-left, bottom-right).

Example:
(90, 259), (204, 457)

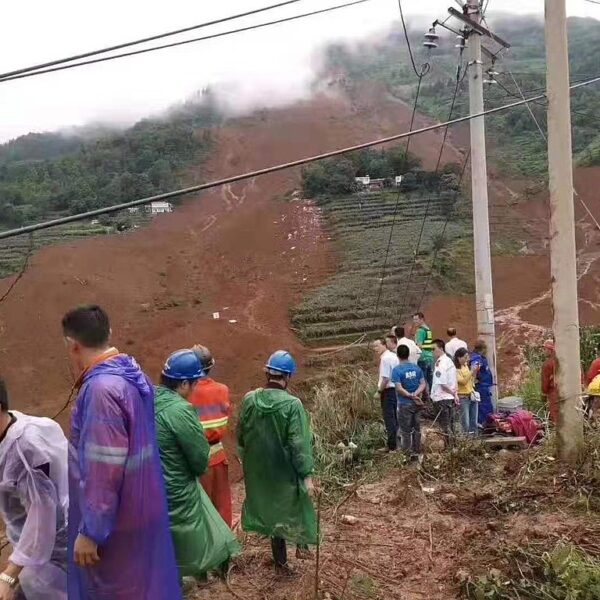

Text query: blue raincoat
(471, 351), (494, 425)
(68, 354), (182, 600)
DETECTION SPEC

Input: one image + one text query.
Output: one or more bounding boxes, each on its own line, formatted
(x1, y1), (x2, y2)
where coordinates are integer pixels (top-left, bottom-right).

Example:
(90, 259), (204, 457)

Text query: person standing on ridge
(237, 351), (318, 574)
(413, 312), (435, 392)
(62, 305), (181, 600)
(431, 339), (459, 446)
(471, 339), (495, 426)
(445, 327), (468, 361)
(190, 345), (233, 527)
(391, 325), (421, 365)
(373, 336), (400, 452)
(391, 345), (426, 459)
(0, 379), (68, 600)
(154, 350), (240, 584)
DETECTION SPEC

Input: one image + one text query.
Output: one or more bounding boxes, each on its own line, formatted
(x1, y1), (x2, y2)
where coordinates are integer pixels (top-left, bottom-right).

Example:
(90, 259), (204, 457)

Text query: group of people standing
(0, 305), (317, 599)
(374, 312), (495, 457)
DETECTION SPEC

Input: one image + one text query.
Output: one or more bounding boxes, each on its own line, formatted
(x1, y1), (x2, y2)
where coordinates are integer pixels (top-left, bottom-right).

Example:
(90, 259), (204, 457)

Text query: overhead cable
(0, 0), (372, 83)
(0, 0), (306, 81)
(399, 54), (465, 318)
(0, 234), (34, 305)
(397, 0), (431, 77)
(373, 75), (425, 320)
(417, 149), (471, 310)
(373, 0), (433, 322)
(1, 75), (600, 241)
(505, 70), (600, 233)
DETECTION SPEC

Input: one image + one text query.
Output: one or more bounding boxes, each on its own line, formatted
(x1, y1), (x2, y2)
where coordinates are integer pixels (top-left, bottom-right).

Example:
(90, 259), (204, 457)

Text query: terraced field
(291, 188), (472, 346)
(0, 213), (151, 279)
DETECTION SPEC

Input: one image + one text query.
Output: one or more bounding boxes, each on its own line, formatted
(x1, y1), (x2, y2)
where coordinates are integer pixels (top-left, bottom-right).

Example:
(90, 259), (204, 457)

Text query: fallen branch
(428, 522), (434, 563)
(333, 476), (367, 520)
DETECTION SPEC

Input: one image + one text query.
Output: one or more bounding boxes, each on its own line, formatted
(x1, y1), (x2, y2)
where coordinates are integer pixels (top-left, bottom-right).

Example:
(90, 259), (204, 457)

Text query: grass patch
(308, 368), (385, 498)
(463, 544), (600, 600)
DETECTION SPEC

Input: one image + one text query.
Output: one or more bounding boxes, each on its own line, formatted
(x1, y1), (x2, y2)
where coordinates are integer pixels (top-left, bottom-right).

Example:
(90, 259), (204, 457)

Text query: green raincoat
(154, 385), (240, 578)
(237, 386), (317, 545)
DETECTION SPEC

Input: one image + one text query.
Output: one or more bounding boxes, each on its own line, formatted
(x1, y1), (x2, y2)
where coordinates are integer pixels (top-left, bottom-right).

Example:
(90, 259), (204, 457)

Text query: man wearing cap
(237, 351), (317, 574)
(189, 345), (232, 527)
(154, 350), (240, 584)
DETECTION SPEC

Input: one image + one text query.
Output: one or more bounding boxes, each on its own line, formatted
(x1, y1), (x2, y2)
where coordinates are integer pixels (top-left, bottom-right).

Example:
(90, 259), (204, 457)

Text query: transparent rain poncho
(68, 355), (181, 600)
(0, 411), (68, 599)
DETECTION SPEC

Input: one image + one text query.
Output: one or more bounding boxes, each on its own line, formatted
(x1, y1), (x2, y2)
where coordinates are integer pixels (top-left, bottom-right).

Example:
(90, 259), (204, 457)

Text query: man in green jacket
(413, 311), (435, 392)
(154, 349), (240, 585)
(237, 350), (317, 573)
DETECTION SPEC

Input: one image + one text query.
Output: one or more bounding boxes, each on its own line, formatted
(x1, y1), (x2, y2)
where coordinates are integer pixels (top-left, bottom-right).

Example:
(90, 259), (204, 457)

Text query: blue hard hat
(265, 350), (297, 375)
(162, 349), (205, 381)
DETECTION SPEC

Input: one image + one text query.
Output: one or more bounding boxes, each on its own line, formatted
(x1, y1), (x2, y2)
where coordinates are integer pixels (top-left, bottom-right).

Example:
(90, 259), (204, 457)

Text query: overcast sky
(0, 0), (596, 141)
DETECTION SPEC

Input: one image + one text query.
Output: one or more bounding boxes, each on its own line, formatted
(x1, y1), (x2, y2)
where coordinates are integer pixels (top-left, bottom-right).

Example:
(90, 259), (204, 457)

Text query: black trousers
(380, 388), (398, 450)
(271, 538), (308, 567)
(271, 537), (287, 567)
(397, 403), (422, 455)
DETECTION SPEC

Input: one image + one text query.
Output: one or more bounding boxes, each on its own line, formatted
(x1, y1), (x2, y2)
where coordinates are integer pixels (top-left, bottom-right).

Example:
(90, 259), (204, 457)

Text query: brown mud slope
(424, 166), (600, 387)
(0, 84), (463, 426)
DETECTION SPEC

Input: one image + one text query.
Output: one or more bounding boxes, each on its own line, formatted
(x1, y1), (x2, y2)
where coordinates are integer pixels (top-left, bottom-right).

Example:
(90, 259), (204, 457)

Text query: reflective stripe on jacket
(189, 379), (230, 466)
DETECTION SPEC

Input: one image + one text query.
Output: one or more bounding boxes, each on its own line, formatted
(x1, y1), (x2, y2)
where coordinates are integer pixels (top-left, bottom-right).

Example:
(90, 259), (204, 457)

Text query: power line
(1, 75), (599, 241)
(417, 149), (471, 310)
(397, 0), (430, 78)
(505, 70), (600, 233)
(373, 75), (424, 320)
(373, 0), (431, 322)
(0, 0), (306, 81)
(0, 234), (34, 305)
(0, 0), (372, 83)
(398, 55), (464, 318)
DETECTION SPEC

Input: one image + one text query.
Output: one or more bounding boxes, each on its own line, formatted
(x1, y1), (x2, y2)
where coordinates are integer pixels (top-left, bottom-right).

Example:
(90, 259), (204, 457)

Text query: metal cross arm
(447, 7), (511, 48)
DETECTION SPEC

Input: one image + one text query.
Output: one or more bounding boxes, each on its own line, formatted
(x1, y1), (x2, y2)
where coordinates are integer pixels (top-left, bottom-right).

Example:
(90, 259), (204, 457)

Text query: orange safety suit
(541, 356), (559, 423)
(189, 378), (232, 527)
(541, 356), (584, 424)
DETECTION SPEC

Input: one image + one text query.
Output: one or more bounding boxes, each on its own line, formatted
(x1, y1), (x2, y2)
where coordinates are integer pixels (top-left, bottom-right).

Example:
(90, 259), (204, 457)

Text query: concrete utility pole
(465, 0), (498, 402)
(544, 0), (584, 462)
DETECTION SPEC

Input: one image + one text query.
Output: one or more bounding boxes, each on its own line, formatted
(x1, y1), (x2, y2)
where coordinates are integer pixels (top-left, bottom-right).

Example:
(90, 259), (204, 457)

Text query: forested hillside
(322, 15), (600, 177)
(0, 92), (222, 228)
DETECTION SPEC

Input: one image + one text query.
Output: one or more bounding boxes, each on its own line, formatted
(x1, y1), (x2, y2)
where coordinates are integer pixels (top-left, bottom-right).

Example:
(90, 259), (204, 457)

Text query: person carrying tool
(154, 350), (240, 584)
(237, 351), (318, 574)
(62, 305), (181, 600)
(189, 345), (233, 527)
(0, 379), (68, 600)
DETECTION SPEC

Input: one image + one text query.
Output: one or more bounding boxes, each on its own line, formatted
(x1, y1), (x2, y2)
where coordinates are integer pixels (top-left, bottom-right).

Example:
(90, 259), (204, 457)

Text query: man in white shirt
(445, 327), (468, 361)
(392, 325), (421, 365)
(431, 339), (459, 447)
(372, 336), (400, 451)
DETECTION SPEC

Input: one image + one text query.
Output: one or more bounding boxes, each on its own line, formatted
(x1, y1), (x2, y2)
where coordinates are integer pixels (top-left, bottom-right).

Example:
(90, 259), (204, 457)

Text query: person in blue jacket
(471, 339), (494, 426)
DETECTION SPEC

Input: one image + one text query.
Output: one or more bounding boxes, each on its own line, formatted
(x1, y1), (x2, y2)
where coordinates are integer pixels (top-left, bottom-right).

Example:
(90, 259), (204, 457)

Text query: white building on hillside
(355, 175), (370, 187)
(148, 201), (173, 215)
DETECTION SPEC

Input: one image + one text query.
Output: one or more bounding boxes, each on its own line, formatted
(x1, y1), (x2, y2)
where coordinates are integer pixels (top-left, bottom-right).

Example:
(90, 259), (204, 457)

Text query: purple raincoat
(68, 354), (182, 600)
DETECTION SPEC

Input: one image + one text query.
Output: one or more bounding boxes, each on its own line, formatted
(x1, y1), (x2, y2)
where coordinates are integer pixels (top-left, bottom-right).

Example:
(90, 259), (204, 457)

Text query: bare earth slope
(0, 85), (461, 425)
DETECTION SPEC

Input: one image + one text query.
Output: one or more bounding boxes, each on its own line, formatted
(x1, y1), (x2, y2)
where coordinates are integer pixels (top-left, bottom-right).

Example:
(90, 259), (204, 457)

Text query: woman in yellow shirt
(455, 347), (478, 434)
